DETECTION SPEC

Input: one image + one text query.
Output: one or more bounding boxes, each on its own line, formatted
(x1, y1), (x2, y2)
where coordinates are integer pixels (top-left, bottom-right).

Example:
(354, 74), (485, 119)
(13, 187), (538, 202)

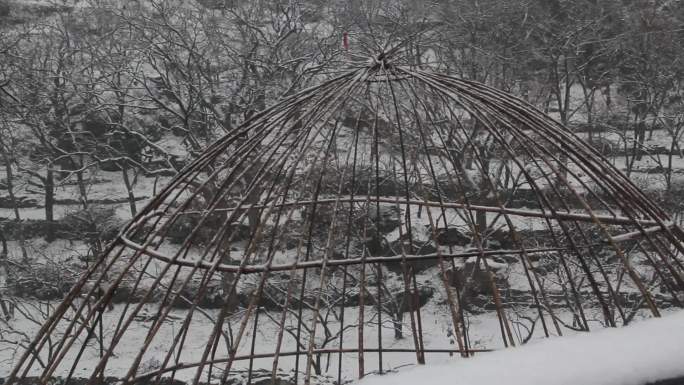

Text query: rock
(369, 205), (401, 233)
(165, 214), (198, 244)
(168, 212), (252, 245)
(330, 250), (345, 260)
(284, 235), (300, 250)
(340, 286), (433, 313)
(363, 234), (388, 257)
(394, 286), (434, 313)
(487, 229), (515, 249)
(384, 238), (439, 273)
(110, 283), (153, 304)
(446, 259), (509, 312)
(228, 223), (252, 241)
(168, 278), (226, 309)
(435, 227), (470, 246)
(491, 255), (519, 264)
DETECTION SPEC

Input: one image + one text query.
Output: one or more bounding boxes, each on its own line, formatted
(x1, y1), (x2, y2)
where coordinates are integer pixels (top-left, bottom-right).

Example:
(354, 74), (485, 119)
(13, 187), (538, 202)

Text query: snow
(0, 283), (493, 379)
(0, 168), (169, 222)
(357, 310), (684, 385)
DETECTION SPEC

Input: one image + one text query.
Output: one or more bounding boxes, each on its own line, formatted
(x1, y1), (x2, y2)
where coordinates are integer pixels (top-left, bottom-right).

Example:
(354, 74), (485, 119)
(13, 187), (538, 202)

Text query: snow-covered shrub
(7, 256), (78, 300)
(58, 206), (124, 242)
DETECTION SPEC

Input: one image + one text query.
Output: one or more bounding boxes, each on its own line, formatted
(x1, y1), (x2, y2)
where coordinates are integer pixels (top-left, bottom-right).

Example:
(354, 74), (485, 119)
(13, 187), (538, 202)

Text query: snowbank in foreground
(358, 311), (684, 385)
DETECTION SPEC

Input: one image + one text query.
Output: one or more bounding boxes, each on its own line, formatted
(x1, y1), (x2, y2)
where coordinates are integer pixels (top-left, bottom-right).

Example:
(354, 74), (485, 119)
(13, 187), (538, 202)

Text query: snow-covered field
(357, 309), (684, 385)
(0, 295), (614, 382)
(0, 293), (675, 384)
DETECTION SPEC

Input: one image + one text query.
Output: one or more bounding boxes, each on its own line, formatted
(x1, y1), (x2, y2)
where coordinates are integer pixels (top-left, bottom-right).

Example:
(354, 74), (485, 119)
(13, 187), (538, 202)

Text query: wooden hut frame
(6, 52), (684, 385)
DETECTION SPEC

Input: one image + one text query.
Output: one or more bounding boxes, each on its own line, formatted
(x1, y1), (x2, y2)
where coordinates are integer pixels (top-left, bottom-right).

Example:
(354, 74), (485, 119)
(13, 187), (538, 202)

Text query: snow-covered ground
(0, 168), (171, 221)
(0, 299), (501, 381)
(0, 292), (673, 384)
(0, 295), (615, 382)
(357, 310), (684, 385)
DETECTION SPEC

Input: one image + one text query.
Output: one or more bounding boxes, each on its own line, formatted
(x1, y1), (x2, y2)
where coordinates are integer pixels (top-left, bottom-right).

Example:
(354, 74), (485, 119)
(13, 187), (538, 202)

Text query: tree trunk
(3, 160), (28, 262)
(121, 162), (137, 217)
(76, 168), (89, 209)
(45, 168), (55, 242)
(0, 228), (10, 320)
(603, 84), (612, 112)
(476, 146), (490, 238)
(393, 311), (403, 339)
(635, 119), (646, 161)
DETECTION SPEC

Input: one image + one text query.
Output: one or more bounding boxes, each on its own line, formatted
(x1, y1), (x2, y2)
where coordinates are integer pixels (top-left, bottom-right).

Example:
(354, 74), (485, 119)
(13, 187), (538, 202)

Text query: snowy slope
(357, 310), (684, 385)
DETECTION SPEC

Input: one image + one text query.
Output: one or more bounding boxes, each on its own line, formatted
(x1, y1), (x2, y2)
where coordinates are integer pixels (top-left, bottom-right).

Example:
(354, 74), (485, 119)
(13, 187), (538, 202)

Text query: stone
(446, 259), (509, 312)
(394, 286), (434, 313)
(435, 227), (471, 246)
(369, 205), (401, 233)
(385, 239), (439, 273)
